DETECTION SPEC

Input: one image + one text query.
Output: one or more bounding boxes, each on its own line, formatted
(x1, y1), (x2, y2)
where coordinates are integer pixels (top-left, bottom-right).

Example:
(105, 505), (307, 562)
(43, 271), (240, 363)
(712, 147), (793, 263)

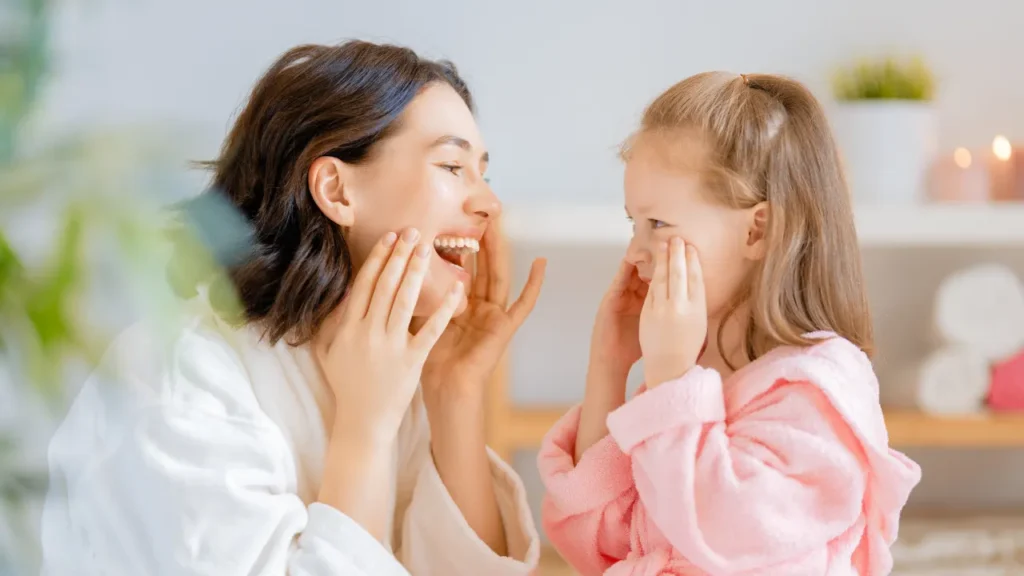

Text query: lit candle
(1014, 140), (1024, 200)
(926, 146), (990, 202)
(989, 135), (1017, 201)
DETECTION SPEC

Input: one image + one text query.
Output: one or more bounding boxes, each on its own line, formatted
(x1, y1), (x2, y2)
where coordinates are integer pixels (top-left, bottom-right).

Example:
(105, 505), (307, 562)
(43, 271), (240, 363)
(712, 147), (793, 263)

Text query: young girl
(539, 72), (922, 575)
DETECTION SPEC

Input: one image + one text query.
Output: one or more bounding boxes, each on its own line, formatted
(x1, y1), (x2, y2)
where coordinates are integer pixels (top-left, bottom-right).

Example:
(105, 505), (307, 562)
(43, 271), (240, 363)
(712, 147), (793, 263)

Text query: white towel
(934, 263), (1024, 362)
(912, 346), (990, 415)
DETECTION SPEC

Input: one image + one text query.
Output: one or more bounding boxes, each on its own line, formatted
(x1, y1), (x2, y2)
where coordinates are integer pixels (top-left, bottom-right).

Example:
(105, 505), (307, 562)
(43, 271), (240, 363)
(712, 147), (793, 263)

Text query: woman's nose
(465, 184), (502, 220)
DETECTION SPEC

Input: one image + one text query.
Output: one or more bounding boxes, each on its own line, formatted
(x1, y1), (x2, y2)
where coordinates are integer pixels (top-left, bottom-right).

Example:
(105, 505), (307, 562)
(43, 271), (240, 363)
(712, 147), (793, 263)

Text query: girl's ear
(308, 156), (356, 227)
(744, 201), (769, 261)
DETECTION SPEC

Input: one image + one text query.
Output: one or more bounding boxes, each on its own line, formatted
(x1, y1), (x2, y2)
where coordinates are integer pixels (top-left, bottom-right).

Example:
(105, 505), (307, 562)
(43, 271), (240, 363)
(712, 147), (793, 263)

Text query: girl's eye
(649, 219), (667, 229)
(441, 164), (462, 175)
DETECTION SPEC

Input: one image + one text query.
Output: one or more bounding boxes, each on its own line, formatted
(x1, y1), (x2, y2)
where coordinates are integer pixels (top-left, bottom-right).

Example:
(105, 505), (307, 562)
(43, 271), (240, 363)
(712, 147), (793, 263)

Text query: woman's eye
(441, 164), (462, 175)
(649, 219), (667, 229)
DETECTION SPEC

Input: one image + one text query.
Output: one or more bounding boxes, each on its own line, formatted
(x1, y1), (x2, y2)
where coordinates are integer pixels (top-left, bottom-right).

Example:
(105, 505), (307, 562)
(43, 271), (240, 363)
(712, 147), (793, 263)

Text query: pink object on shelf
(926, 147), (991, 202)
(987, 349), (1024, 411)
(988, 137), (1024, 202)
(1014, 144), (1024, 200)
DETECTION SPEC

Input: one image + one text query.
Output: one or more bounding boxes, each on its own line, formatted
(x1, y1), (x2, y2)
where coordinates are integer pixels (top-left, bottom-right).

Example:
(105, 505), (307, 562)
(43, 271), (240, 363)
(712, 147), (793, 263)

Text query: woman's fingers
(367, 228), (419, 323)
(669, 237), (687, 305)
(387, 243), (431, 333)
(472, 233), (490, 300)
(484, 218), (510, 307)
(412, 281), (464, 353)
(507, 258), (547, 329)
(342, 231), (397, 321)
(686, 244), (705, 307)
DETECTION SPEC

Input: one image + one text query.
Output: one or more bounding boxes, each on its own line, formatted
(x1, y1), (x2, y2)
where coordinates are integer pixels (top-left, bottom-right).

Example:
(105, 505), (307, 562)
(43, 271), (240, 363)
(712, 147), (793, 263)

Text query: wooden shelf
(498, 406), (1024, 451)
(503, 203), (1024, 248)
(883, 409), (1024, 448)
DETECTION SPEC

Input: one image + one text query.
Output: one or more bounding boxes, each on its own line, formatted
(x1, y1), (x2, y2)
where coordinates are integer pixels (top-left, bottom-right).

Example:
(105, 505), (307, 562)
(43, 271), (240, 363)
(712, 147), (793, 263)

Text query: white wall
(31, 0), (1024, 535)
(40, 0), (1024, 205)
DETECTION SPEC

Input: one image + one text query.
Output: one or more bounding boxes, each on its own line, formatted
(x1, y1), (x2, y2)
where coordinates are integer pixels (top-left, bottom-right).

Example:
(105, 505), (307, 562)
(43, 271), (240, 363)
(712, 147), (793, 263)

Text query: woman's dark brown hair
(177, 40), (472, 346)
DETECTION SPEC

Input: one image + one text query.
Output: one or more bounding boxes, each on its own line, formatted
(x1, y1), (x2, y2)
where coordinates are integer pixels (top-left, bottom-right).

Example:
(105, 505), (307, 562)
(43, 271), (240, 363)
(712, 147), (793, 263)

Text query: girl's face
(622, 135), (765, 320)
(313, 83), (496, 318)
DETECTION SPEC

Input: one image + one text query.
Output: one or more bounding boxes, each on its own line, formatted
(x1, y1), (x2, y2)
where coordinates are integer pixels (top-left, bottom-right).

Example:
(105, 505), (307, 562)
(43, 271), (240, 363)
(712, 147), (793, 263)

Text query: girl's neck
(700, 303), (751, 378)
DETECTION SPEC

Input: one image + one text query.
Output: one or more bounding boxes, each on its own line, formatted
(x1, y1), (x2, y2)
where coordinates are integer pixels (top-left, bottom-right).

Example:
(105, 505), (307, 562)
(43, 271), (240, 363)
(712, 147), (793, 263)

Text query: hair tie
(740, 73), (750, 86)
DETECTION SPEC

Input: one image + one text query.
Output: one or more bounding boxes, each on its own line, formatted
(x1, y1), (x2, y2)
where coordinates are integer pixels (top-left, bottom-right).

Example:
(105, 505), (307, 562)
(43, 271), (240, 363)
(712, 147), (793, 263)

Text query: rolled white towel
(912, 345), (990, 415)
(934, 263), (1024, 362)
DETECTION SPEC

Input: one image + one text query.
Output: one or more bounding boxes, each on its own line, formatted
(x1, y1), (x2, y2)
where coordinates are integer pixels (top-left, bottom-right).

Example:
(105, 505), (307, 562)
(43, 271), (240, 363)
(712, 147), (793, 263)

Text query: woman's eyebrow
(429, 135), (489, 163)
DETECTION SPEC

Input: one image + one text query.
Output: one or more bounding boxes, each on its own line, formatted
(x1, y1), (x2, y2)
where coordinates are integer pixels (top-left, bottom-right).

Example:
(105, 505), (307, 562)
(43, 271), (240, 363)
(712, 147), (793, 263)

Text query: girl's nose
(625, 236), (650, 268)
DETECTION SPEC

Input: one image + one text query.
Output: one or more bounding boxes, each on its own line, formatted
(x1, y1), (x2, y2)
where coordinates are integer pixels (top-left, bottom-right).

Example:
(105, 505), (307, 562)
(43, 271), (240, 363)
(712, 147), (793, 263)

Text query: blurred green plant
(1, 0), (243, 572)
(832, 56), (936, 101)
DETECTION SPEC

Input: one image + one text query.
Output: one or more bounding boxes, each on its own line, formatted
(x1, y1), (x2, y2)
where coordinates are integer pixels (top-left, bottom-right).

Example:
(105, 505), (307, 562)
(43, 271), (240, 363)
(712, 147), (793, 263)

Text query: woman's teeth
(432, 236), (480, 254)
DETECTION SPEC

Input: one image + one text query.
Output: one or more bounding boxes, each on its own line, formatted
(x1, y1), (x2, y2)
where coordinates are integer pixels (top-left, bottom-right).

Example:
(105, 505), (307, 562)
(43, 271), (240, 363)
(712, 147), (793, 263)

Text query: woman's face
(322, 83), (497, 318)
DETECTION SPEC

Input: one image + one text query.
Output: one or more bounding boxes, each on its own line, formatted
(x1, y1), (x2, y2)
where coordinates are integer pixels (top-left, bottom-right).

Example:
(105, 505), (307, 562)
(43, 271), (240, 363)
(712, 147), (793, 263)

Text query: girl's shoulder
(731, 331), (879, 411)
(751, 331), (872, 377)
(731, 331), (889, 444)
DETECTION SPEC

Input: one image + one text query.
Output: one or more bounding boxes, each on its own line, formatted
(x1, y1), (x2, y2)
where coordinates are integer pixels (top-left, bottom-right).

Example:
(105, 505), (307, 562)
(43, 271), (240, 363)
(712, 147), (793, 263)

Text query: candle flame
(954, 147), (972, 169)
(993, 136), (1012, 161)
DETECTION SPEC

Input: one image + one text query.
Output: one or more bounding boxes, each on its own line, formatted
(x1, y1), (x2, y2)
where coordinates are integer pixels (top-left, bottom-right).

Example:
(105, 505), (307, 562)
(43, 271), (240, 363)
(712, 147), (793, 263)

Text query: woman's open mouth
(432, 235), (480, 271)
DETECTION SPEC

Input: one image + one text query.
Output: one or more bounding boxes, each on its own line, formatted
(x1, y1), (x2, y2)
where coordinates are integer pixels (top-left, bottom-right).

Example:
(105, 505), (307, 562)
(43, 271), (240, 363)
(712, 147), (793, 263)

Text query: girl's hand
(640, 237), (707, 388)
(421, 217), (546, 401)
(591, 258), (649, 379)
(318, 229), (464, 443)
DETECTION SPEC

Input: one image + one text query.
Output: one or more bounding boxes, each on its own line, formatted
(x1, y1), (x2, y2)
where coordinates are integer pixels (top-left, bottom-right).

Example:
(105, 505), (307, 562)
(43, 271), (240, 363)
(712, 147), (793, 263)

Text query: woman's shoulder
(77, 310), (278, 425)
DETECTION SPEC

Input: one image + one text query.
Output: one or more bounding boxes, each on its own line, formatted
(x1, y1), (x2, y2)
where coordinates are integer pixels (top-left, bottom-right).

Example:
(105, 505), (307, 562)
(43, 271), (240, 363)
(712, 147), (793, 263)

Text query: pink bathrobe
(539, 333), (921, 575)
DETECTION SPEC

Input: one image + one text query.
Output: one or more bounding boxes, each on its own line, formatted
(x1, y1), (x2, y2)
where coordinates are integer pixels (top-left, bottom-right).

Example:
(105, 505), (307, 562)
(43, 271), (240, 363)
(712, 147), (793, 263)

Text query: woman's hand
(420, 217), (546, 401)
(640, 237), (707, 388)
(317, 228), (463, 443)
(591, 258), (649, 379)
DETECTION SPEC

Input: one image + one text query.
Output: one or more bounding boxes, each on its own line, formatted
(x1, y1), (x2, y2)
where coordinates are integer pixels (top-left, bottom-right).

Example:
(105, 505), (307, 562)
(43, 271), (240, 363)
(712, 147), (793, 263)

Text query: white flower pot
(830, 101), (937, 206)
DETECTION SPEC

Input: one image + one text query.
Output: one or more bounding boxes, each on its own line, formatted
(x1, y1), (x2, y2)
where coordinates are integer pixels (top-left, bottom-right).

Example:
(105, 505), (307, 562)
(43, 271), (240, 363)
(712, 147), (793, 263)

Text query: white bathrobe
(39, 302), (540, 576)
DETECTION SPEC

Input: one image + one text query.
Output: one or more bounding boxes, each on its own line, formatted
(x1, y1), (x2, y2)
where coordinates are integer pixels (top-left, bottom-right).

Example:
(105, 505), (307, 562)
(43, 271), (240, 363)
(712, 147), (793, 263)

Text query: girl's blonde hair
(623, 71), (873, 364)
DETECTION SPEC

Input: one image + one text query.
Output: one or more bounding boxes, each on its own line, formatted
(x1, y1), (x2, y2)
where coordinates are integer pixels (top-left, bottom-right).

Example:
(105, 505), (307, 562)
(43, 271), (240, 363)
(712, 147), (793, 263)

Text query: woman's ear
(308, 156), (355, 227)
(744, 201), (769, 260)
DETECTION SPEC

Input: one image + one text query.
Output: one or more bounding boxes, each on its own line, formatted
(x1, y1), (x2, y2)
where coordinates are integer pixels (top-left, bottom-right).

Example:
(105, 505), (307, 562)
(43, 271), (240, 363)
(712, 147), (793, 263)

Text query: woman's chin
(412, 282), (469, 321)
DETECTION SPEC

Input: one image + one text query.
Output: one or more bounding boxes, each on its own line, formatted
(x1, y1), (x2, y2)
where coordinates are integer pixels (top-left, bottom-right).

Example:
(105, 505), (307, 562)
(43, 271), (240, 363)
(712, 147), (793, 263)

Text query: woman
(40, 40), (545, 576)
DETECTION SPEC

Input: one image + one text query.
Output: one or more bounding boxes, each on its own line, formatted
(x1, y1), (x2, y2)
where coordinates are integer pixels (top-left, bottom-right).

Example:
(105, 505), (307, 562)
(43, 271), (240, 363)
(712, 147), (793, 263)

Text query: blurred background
(3, 0), (1024, 574)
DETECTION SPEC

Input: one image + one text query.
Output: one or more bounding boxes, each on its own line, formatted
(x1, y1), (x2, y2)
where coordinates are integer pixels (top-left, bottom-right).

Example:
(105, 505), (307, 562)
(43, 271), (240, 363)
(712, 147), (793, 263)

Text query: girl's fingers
(686, 244), (705, 306)
(610, 258), (635, 292)
(669, 237), (688, 304)
(342, 231), (397, 321)
(387, 243), (431, 333)
(412, 281), (464, 353)
(507, 258), (547, 329)
(367, 228), (419, 323)
(651, 240), (669, 306)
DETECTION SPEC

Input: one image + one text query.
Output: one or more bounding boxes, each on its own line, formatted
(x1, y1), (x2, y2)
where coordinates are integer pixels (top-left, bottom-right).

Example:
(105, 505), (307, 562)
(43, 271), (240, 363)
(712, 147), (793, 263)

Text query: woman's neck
(700, 303), (751, 377)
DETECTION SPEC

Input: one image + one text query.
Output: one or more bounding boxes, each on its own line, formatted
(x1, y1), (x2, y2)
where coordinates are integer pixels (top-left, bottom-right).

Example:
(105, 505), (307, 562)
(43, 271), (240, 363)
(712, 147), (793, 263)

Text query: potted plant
(829, 56), (937, 205)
